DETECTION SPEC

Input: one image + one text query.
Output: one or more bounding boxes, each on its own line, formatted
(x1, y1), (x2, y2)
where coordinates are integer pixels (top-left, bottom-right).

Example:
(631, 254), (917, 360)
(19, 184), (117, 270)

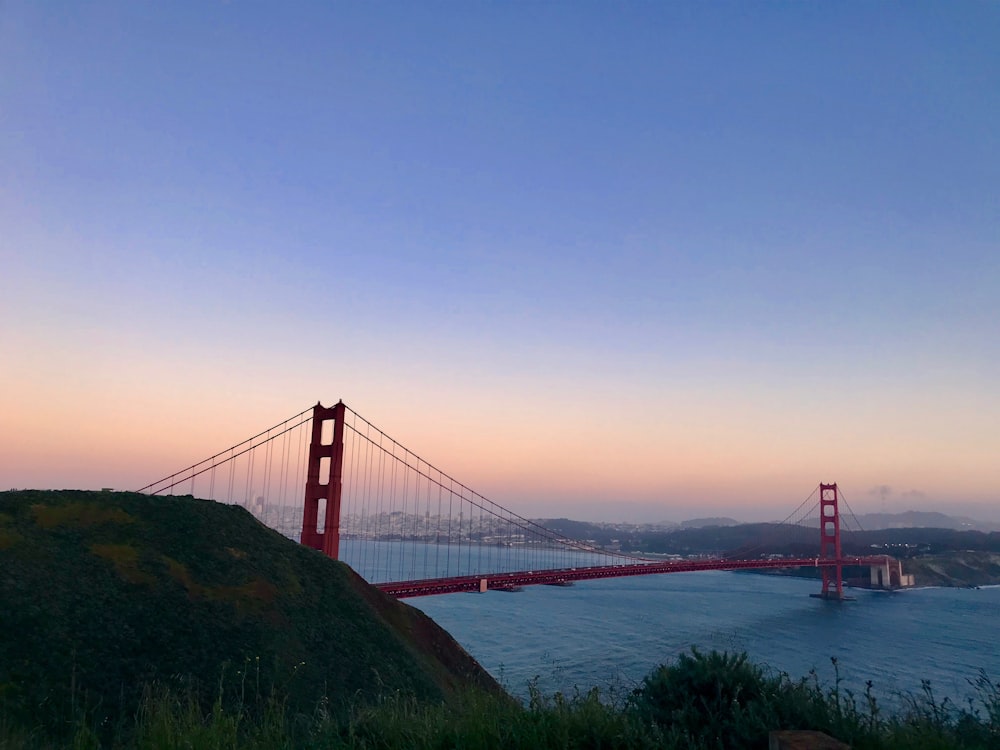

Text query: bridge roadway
(375, 555), (895, 598)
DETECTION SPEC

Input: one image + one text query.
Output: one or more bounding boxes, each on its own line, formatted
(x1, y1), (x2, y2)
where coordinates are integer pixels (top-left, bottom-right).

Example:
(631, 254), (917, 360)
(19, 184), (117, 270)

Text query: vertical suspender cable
(227, 448), (236, 504)
(261, 429), (273, 523)
(244, 442), (254, 508)
(398, 448), (409, 581)
(360, 423), (373, 579)
(375, 432), (387, 581)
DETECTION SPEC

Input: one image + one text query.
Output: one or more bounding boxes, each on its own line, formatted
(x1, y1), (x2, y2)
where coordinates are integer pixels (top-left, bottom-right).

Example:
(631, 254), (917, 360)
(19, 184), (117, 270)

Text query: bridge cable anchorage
(140, 403), (900, 599)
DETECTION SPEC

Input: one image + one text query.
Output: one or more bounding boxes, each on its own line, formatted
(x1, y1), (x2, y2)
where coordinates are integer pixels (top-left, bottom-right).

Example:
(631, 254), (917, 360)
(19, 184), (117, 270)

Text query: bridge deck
(375, 556), (894, 598)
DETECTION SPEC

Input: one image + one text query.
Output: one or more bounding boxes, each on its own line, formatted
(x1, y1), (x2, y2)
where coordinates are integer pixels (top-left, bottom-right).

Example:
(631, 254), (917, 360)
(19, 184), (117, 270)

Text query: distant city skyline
(2, 3), (997, 521)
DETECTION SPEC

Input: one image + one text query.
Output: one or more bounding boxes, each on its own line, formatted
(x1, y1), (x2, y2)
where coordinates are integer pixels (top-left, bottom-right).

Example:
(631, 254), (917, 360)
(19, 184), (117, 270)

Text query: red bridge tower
(300, 401), (345, 560)
(818, 482), (843, 599)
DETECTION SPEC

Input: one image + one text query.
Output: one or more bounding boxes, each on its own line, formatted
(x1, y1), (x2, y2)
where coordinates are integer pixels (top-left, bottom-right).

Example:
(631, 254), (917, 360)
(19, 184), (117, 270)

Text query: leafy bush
(628, 647), (789, 748)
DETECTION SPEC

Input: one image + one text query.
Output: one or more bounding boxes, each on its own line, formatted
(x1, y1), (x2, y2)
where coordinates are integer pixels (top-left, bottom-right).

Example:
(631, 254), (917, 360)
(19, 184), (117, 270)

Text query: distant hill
(539, 513), (1000, 560)
(0, 490), (497, 731)
(843, 510), (998, 532)
(679, 517), (739, 529)
(535, 517), (619, 543)
(794, 509), (998, 532)
(633, 523), (1000, 558)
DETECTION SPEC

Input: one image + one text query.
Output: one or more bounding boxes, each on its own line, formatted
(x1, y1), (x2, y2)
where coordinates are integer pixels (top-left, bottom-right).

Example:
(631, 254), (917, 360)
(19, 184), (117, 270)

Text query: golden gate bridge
(137, 401), (909, 601)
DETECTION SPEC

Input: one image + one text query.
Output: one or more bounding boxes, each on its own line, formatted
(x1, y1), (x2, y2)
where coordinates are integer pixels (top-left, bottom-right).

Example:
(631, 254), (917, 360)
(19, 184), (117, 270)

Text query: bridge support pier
(870, 559), (892, 589)
(868, 558), (915, 590)
(300, 401), (346, 559)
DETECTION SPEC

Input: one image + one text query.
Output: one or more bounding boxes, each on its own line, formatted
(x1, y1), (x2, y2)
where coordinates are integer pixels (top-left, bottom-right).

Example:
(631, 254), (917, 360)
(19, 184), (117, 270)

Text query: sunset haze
(2, 2), (997, 522)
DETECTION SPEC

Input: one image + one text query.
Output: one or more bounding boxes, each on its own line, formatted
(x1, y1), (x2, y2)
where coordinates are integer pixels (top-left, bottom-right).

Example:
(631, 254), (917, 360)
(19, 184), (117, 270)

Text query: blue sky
(2, 2), (998, 521)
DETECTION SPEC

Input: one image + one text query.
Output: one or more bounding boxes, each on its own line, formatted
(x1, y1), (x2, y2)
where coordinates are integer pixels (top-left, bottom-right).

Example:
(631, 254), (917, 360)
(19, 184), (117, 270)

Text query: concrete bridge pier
(870, 558), (915, 590)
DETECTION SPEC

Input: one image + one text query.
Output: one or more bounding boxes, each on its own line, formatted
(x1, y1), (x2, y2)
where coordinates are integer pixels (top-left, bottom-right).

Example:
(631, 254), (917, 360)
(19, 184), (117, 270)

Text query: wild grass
(2, 650), (998, 750)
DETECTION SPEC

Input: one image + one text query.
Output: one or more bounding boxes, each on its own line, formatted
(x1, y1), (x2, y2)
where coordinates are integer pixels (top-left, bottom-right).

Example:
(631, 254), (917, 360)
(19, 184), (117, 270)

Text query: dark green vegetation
(2, 490), (998, 748)
(0, 490), (496, 741)
(3, 648), (999, 749)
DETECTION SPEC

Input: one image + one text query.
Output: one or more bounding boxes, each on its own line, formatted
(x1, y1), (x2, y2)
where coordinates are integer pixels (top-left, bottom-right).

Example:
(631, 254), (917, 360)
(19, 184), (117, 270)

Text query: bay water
(408, 570), (1000, 706)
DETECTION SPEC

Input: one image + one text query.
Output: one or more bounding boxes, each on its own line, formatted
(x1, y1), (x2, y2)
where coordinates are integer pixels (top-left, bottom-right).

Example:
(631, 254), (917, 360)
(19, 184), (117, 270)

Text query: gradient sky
(2, 2), (998, 522)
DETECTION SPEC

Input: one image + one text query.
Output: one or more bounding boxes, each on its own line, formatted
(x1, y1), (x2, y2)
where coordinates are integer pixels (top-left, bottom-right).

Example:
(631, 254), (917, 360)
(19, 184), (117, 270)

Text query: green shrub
(628, 647), (790, 749)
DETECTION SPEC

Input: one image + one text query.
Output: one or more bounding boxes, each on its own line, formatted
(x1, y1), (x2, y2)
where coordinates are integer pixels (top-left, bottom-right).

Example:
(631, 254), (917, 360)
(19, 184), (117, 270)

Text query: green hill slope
(0, 489), (497, 730)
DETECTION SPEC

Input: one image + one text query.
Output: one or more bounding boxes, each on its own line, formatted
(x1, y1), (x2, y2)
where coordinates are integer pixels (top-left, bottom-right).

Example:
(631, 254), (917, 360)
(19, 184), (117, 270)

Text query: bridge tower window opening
(315, 498), (326, 535)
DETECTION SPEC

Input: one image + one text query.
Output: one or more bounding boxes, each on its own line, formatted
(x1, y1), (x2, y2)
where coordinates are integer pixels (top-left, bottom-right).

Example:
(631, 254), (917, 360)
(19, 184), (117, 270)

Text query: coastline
(742, 551), (1000, 589)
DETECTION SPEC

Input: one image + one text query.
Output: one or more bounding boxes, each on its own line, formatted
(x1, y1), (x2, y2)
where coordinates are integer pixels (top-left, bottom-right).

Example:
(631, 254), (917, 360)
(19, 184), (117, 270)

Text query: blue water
(410, 570), (1000, 705)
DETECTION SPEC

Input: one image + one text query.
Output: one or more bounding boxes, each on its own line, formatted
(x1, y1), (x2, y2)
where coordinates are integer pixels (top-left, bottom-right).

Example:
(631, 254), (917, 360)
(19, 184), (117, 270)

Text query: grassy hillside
(2, 490), (998, 748)
(0, 489), (497, 735)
